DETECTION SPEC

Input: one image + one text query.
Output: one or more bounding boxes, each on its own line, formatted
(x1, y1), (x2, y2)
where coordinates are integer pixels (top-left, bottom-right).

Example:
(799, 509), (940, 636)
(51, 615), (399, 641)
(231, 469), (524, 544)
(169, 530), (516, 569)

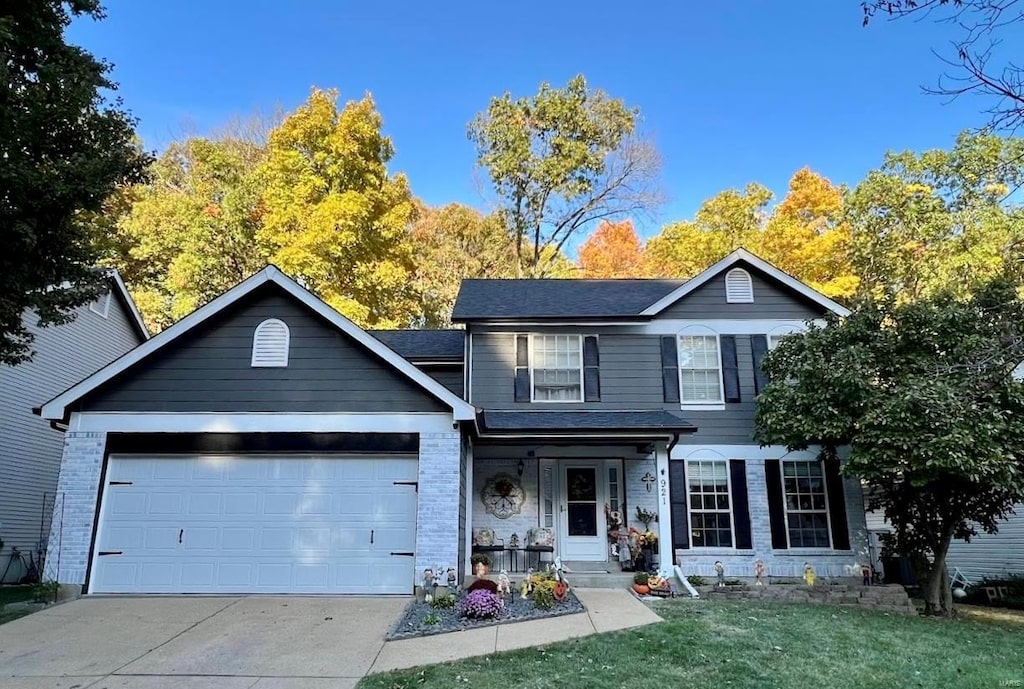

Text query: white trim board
(40, 266), (477, 422)
(671, 445), (821, 461)
(108, 268), (150, 340)
(636, 319), (821, 336)
(69, 411), (459, 434)
(641, 249), (851, 318)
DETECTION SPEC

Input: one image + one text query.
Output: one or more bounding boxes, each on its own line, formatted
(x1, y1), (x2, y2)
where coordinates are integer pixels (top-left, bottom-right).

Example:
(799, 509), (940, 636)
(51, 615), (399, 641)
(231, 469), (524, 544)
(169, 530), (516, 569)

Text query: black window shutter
(669, 460), (689, 551)
(514, 335), (531, 402)
(764, 459), (788, 549)
(824, 459), (851, 550)
(583, 336), (600, 402)
(751, 334), (769, 395)
(729, 459), (753, 549)
(721, 335), (741, 403)
(661, 336), (680, 403)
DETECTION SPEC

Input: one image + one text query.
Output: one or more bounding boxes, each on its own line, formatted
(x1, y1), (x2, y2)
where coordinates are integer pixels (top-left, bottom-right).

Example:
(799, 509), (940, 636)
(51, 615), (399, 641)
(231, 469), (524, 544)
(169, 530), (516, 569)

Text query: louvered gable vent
(725, 268), (754, 303)
(251, 318), (290, 367)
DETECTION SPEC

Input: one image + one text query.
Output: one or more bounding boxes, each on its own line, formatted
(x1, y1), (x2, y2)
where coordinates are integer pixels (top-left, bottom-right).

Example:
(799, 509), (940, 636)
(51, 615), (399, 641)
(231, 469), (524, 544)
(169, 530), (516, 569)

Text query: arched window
(725, 268), (754, 303)
(251, 319), (290, 367)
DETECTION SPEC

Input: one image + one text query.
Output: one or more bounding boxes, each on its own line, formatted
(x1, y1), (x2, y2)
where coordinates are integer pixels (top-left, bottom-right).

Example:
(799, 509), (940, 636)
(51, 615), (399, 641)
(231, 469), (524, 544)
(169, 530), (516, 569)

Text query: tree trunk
(922, 531), (955, 617)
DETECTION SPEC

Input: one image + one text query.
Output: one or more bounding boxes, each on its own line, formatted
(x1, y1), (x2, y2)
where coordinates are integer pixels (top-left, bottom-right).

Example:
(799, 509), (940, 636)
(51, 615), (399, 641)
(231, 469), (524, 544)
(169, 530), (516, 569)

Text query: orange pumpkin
(553, 581), (568, 600)
(632, 583), (650, 595)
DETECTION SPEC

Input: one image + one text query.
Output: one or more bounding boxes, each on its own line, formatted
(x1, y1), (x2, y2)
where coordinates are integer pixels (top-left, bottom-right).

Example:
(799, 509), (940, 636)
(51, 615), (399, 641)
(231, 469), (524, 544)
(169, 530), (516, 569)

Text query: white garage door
(91, 454), (418, 594)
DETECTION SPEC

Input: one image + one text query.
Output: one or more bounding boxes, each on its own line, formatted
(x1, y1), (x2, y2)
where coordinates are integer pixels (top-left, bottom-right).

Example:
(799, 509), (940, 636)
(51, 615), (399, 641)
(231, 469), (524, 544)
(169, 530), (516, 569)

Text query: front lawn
(359, 599), (1023, 689)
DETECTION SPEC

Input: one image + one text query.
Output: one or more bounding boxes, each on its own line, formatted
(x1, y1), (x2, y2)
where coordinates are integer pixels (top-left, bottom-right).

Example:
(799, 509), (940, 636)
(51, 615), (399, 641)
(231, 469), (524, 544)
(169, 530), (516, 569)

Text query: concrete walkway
(368, 588), (662, 674)
(0, 589), (660, 688)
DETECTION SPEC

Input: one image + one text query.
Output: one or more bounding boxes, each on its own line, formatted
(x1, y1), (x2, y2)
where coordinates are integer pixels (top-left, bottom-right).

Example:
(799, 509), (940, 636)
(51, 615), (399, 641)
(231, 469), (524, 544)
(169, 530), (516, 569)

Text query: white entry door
(91, 454), (418, 594)
(558, 463), (606, 561)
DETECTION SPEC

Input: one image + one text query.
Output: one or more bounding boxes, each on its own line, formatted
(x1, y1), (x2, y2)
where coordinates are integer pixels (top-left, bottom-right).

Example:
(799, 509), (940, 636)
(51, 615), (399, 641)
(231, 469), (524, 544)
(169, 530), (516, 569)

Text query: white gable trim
(108, 269), (150, 339)
(40, 266), (476, 422)
(640, 248), (851, 317)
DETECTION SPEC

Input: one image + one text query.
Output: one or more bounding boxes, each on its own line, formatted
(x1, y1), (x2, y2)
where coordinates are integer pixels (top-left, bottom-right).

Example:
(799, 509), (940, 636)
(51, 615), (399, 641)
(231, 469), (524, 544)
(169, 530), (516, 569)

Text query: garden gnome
(422, 568), (435, 602)
(754, 559), (766, 586)
(861, 563), (872, 587)
(803, 562), (816, 586)
(497, 569), (511, 598)
(714, 561), (726, 588)
(446, 566), (458, 591)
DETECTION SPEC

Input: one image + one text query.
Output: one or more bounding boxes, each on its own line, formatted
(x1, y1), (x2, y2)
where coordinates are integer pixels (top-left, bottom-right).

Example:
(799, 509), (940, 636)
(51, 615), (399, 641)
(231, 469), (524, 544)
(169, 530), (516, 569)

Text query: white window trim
(251, 318), (290, 368)
(685, 458), (736, 549)
(779, 460), (832, 550)
(725, 267), (754, 303)
(529, 334), (584, 404)
(677, 327), (725, 410)
(89, 291), (111, 319)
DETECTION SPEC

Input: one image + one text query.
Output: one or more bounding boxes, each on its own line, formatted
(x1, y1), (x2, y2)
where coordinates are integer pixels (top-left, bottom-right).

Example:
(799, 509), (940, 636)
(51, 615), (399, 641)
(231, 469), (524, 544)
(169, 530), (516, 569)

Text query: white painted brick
(43, 432), (106, 584)
(415, 432), (462, 578)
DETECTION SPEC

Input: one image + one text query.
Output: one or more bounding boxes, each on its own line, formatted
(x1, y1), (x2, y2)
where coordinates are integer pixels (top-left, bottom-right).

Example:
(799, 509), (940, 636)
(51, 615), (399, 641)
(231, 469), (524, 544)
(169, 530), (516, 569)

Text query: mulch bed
(387, 589), (585, 640)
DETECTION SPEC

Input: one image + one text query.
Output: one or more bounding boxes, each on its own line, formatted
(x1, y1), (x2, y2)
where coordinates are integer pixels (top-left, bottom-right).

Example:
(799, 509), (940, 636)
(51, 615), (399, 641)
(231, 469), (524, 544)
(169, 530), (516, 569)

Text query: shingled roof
(370, 329), (465, 360)
(451, 279), (685, 321)
(480, 410), (696, 434)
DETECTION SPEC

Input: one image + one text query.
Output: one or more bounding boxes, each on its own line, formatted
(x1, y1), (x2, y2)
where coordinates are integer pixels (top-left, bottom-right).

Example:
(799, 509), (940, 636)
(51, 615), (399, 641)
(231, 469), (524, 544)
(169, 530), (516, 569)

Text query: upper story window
(677, 329), (723, 404)
(251, 318), (290, 367)
(531, 334), (582, 402)
(89, 291), (111, 318)
(725, 268), (754, 303)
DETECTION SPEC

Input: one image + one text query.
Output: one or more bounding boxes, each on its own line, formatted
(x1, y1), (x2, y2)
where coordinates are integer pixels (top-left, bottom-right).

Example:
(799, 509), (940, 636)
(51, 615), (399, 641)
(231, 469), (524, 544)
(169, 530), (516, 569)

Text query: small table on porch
(524, 545), (554, 571)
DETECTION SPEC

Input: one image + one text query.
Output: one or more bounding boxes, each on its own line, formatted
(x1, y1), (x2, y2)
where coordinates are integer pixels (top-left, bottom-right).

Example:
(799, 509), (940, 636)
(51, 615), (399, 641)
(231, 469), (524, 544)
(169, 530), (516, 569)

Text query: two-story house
(1, 271), (148, 583)
(37, 250), (868, 596)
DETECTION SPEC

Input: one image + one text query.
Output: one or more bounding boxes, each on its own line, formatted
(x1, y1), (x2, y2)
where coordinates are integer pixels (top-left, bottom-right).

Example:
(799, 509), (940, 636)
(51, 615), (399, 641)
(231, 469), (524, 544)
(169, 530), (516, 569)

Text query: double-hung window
(782, 461), (830, 548)
(531, 334), (583, 402)
(687, 460), (732, 547)
(678, 332), (723, 404)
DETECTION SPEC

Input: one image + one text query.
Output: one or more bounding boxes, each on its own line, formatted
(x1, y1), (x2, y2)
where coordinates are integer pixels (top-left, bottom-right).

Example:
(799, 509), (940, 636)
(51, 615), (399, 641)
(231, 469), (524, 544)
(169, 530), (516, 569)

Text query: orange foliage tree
(577, 220), (647, 278)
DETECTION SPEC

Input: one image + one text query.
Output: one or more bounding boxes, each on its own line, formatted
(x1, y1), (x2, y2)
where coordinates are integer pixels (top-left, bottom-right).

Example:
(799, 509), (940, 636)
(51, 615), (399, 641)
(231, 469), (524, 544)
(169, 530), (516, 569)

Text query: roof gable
(40, 267), (476, 423)
(641, 249), (850, 317)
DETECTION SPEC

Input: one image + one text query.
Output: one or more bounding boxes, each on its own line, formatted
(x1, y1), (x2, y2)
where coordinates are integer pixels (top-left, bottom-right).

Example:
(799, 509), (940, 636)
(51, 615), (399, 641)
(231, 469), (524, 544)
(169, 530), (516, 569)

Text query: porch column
(655, 443), (674, 576)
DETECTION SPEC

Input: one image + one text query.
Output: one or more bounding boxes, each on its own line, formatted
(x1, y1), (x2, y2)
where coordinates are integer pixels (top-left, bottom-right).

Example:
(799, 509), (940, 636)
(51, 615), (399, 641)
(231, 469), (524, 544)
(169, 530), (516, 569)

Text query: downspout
(665, 431), (699, 598)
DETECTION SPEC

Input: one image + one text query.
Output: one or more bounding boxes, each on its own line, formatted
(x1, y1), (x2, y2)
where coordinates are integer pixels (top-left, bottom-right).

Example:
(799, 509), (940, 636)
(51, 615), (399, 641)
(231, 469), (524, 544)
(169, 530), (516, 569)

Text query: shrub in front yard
(459, 589), (503, 619)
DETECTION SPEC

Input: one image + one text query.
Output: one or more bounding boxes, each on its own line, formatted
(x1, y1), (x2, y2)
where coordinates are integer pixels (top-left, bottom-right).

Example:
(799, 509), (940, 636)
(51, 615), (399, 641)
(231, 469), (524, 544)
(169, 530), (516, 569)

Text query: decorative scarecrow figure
(714, 561), (726, 588)
(861, 564), (872, 587)
(422, 568), (435, 602)
(803, 562), (816, 586)
(446, 566), (458, 592)
(754, 559), (766, 586)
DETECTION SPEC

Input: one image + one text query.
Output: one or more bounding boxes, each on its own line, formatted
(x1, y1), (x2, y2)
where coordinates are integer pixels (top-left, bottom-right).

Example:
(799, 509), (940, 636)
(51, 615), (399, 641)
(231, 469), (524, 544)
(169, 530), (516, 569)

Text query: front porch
(467, 441), (674, 578)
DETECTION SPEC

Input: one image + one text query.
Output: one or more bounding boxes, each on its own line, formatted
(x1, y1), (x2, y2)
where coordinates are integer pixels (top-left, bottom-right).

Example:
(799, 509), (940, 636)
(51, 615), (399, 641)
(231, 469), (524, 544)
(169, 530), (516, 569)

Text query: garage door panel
(93, 454), (419, 594)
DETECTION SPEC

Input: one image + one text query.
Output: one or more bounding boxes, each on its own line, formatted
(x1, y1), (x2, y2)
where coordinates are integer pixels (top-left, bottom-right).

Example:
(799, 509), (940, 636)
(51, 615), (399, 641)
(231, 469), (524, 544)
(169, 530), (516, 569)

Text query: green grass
(0, 585), (35, 626)
(358, 600), (1024, 689)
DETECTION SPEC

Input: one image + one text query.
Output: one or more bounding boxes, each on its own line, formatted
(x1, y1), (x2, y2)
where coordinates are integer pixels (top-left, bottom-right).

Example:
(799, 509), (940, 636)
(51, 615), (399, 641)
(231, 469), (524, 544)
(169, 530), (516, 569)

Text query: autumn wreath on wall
(480, 473), (526, 519)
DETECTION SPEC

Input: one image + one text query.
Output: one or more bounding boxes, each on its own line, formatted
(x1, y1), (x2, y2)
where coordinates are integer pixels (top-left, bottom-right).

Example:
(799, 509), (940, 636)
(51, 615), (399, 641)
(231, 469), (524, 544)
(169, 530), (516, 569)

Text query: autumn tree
(410, 203), (517, 327)
(256, 89), (418, 328)
(862, 1), (1024, 129)
(1, 1), (150, 363)
(468, 75), (662, 277)
(577, 220), (647, 278)
(110, 136), (266, 331)
(847, 130), (1024, 302)
(756, 279), (1024, 616)
(645, 172), (858, 299)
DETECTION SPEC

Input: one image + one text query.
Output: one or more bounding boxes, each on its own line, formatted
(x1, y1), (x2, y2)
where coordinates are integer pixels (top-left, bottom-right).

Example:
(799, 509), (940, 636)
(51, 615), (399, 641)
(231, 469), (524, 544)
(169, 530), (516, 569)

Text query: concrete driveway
(0, 596), (407, 689)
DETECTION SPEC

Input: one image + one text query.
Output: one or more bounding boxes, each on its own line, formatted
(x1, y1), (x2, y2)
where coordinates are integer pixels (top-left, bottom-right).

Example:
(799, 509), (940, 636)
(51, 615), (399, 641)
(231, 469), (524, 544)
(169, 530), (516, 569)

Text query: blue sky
(69, 1), (1004, 239)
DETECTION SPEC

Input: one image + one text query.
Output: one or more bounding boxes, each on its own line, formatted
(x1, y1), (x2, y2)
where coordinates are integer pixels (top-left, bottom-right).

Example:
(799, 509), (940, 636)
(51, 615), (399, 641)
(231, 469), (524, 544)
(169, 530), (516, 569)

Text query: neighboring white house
(0, 272), (147, 583)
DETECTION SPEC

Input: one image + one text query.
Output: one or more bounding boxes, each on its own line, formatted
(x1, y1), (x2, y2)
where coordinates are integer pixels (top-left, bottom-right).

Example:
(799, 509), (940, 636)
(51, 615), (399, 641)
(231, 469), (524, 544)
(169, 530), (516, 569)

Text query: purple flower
(459, 589), (504, 619)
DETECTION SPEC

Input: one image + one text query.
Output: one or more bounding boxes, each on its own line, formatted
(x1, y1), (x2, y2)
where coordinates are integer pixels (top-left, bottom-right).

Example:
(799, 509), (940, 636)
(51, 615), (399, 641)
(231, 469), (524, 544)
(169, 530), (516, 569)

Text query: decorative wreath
(480, 473), (525, 519)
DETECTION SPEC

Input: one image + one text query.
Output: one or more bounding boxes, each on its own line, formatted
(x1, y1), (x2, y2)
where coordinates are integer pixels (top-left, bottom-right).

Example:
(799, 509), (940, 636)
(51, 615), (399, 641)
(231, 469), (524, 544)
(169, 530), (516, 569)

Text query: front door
(559, 463), (606, 561)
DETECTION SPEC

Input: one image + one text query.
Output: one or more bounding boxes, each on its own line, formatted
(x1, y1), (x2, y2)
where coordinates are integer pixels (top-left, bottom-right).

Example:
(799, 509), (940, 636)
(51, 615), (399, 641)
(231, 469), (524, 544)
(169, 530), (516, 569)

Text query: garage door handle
(390, 552), (415, 557)
(98, 551), (122, 556)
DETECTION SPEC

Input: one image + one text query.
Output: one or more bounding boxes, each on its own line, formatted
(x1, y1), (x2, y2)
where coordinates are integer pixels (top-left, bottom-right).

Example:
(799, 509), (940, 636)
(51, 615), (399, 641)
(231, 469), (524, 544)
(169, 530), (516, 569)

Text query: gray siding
(0, 291), (143, 579)
(470, 329), (760, 444)
(659, 269), (826, 320)
(420, 366), (464, 397)
(945, 508), (1024, 582)
(81, 286), (447, 413)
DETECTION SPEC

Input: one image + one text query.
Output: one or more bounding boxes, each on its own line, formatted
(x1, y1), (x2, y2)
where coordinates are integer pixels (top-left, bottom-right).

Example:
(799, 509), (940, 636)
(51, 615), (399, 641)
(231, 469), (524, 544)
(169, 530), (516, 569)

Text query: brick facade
(415, 431), (462, 577)
(43, 431), (106, 585)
